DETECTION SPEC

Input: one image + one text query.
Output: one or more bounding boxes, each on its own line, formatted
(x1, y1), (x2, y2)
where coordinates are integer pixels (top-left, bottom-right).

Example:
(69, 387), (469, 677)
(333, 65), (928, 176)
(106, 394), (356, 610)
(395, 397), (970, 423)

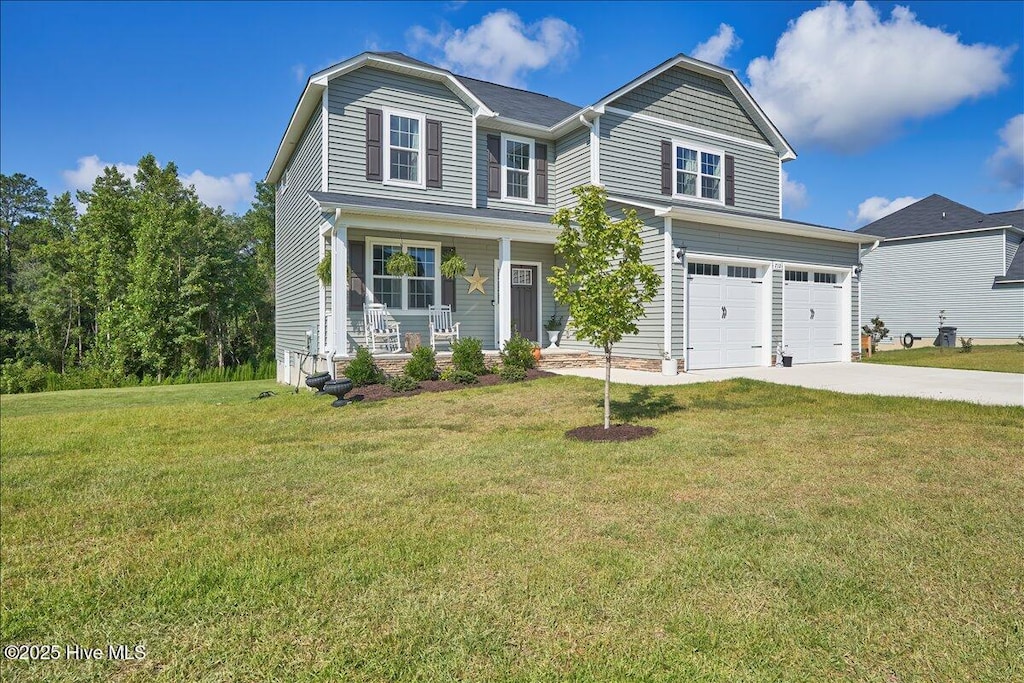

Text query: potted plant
(385, 251), (417, 277)
(543, 313), (562, 348)
(316, 253), (331, 285)
(440, 251), (467, 279)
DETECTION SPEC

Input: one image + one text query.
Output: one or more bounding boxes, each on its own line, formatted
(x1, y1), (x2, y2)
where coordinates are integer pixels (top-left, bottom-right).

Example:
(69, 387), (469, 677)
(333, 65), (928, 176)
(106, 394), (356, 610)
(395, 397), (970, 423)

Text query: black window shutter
(348, 241), (365, 311)
(441, 247), (456, 312)
(724, 155), (735, 206)
(426, 119), (442, 188)
(365, 109), (382, 181)
(661, 140), (672, 195)
(535, 142), (548, 205)
(486, 134), (501, 199)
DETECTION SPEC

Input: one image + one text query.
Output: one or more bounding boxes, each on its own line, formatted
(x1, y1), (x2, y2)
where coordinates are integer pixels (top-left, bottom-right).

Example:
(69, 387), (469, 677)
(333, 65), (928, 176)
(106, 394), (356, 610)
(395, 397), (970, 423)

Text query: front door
(510, 264), (538, 341)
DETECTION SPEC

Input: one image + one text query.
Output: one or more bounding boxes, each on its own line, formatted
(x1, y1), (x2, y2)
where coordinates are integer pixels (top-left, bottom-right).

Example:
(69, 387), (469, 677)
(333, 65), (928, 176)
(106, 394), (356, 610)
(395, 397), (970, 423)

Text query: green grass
(863, 343), (1024, 373)
(2, 378), (1023, 681)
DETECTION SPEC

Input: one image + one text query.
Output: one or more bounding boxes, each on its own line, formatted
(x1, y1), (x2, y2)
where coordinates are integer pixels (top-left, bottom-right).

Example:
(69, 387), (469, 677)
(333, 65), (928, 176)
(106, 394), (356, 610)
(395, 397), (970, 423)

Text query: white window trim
(365, 237), (441, 313)
(672, 139), (725, 206)
(500, 133), (535, 204)
(382, 108), (426, 189)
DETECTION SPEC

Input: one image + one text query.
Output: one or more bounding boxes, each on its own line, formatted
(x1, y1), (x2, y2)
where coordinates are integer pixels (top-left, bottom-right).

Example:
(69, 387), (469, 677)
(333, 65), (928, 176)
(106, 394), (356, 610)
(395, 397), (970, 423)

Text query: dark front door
(510, 264), (538, 342)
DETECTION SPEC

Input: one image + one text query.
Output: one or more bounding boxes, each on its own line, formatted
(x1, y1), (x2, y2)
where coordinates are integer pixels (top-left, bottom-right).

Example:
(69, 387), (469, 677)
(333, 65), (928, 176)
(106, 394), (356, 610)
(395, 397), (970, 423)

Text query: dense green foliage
(439, 367), (479, 384)
(499, 330), (536, 371)
(342, 347), (385, 386)
(0, 164), (275, 392)
(404, 346), (437, 381)
(386, 374), (420, 392)
(496, 363), (527, 382)
(450, 336), (487, 375)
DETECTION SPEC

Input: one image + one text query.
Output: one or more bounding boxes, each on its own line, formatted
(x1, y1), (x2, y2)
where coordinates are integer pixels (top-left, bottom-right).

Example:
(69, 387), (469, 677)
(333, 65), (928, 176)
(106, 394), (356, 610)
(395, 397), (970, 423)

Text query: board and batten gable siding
(276, 109), (323, 365)
(672, 221), (861, 352)
(609, 66), (769, 145)
(861, 231), (1024, 339)
(475, 129), (555, 213)
(326, 67), (473, 206)
(599, 110), (781, 217)
(558, 206), (667, 360)
(553, 126), (590, 208)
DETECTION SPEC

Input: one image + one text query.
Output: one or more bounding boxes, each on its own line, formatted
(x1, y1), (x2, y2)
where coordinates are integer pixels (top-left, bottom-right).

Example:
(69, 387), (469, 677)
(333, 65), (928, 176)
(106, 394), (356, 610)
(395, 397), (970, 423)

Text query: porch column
(331, 217), (349, 368)
(497, 236), (512, 347)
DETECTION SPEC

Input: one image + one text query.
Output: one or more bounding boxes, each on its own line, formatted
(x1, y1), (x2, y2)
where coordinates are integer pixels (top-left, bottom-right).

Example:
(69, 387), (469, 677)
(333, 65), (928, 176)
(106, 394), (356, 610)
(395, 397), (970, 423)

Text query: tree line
(0, 155), (275, 393)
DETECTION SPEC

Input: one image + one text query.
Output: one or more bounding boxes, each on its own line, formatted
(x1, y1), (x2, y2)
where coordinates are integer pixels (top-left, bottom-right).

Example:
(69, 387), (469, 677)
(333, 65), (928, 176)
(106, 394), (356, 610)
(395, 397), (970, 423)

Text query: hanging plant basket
(440, 252), (467, 279)
(316, 253), (331, 285)
(386, 251), (417, 277)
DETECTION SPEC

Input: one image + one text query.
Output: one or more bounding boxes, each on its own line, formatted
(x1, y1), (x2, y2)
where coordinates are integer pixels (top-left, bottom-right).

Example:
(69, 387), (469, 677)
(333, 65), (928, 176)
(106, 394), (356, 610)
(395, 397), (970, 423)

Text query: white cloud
(781, 169), (808, 211)
(62, 155), (253, 213)
(407, 9), (579, 86)
(291, 63), (306, 82)
(855, 195), (920, 224)
(987, 114), (1024, 191)
(692, 23), (741, 66)
(747, 2), (1014, 152)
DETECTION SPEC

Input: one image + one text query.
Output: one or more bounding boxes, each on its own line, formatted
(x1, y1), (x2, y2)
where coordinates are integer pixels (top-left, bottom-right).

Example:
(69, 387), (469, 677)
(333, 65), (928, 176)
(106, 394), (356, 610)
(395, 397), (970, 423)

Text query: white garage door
(783, 269), (844, 364)
(687, 262), (764, 370)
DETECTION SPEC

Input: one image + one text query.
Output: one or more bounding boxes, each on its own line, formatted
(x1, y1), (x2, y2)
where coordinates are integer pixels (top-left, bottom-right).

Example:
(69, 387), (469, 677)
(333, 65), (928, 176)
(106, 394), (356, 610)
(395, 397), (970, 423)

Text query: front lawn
(863, 343), (1024, 373)
(2, 378), (1022, 681)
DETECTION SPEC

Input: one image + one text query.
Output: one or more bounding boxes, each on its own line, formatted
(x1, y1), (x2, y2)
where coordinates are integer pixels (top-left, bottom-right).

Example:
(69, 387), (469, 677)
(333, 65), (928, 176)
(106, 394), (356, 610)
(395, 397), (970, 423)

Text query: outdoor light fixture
(672, 244), (686, 264)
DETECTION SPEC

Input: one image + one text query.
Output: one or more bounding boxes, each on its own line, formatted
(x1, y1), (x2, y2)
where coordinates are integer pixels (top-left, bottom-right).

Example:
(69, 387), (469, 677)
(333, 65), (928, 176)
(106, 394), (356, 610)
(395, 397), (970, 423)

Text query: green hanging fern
(440, 252), (467, 279)
(316, 253), (331, 285)
(385, 251), (417, 277)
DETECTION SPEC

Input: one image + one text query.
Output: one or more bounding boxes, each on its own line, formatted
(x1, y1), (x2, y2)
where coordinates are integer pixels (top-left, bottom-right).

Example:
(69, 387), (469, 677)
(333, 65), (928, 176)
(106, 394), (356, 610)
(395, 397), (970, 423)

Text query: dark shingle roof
(855, 194), (1014, 239)
(988, 209), (1024, 229)
(307, 191), (553, 225)
(995, 246), (1024, 283)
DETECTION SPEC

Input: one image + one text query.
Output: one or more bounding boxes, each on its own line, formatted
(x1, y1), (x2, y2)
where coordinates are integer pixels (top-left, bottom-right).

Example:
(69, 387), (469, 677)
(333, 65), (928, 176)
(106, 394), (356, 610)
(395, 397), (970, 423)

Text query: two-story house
(266, 51), (880, 382)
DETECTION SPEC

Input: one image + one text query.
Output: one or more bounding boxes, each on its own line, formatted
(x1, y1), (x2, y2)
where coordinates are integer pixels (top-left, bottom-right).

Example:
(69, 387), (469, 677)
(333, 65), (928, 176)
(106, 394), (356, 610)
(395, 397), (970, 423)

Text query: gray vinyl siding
(609, 66), (769, 145)
(599, 109), (781, 217)
(476, 129), (554, 214)
(671, 239), (685, 360)
(772, 269), (783, 352)
(275, 109), (323, 370)
(326, 67), (473, 206)
(861, 231), (1024, 339)
(559, 206), (666, 360)
(341, 231), (557, 351)
(554, 126), (590, 207)
(1007, 231), (1022, 270)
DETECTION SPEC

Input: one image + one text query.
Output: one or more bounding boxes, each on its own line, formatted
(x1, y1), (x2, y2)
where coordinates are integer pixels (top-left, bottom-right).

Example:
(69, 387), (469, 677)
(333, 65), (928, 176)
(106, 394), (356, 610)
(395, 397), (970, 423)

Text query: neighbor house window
(368, 240), (440, 311)
(674, 141), (723, 203)
(502, 134), (533, 202)
(384, 109), (425, 186)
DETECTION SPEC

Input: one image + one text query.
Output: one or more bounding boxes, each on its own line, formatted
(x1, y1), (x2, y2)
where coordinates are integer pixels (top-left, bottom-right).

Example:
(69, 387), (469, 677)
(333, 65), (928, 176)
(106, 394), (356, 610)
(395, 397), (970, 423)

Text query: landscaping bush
(497, 364), (527, 382)
(404, 346), (437, 381)
(386, 375), (420, 392)
(499, 330), (536, 370)
(343, 348), (385, 386)
(439, 367), (479, 384)
(450, 337), (487, 376)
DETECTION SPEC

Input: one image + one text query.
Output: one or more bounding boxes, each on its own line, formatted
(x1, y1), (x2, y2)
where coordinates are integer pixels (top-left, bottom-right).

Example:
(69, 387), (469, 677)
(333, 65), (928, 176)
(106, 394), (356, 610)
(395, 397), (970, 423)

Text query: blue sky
(1, 1), (1021, 228)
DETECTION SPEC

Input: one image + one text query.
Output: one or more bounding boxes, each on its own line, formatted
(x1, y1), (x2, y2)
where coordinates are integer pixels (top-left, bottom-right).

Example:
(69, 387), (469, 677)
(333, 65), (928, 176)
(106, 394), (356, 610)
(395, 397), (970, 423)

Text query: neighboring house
(857, 195), (1024, 345)
(266, 51), (879, 382)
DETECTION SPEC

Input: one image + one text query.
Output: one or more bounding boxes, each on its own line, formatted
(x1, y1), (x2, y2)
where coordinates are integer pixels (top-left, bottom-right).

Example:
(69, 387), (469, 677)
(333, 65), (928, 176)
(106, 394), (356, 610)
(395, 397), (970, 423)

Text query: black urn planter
(323, 378), (354, 407)
(305, 371), (332, 394)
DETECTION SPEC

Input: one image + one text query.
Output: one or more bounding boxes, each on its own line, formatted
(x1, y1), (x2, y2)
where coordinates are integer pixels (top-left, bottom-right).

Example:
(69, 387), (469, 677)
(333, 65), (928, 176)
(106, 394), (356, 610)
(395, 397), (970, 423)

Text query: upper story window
(502, 134), (534, 203)
(674, 141), (723, 204)
(384, 109), (425, 187)
(367, 239), (439, 311)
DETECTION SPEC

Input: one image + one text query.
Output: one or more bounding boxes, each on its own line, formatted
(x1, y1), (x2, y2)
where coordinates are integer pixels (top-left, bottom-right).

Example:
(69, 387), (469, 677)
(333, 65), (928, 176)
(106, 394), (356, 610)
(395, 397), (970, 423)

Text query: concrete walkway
(548, 362), (1024, 407)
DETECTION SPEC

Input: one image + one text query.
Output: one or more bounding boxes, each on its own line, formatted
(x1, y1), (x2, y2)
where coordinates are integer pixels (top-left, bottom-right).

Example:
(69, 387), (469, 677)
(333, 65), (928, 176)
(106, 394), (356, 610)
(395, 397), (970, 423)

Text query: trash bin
(936, 326), (957, 347)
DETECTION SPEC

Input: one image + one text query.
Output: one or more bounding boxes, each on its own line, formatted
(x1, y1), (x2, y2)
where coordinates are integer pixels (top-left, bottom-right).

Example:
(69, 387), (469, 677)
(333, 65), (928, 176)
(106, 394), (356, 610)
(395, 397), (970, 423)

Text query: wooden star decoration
(463, 266), (489, 294)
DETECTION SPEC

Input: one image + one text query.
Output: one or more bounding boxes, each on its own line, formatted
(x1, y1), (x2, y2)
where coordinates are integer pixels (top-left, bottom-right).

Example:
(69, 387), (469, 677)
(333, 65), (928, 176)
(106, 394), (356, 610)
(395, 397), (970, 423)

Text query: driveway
(549, 362), (1024, 407)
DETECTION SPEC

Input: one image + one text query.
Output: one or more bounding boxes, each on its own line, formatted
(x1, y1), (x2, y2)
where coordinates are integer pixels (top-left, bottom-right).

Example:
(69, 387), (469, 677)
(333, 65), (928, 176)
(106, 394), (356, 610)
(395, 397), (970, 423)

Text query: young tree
(549, 186), (661, 429)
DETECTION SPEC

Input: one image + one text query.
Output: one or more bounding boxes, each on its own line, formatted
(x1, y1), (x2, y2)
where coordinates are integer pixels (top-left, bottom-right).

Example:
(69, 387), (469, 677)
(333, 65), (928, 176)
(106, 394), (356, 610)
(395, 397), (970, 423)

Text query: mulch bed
(565, 424), (658, 442)
(342, 369), (556, 404)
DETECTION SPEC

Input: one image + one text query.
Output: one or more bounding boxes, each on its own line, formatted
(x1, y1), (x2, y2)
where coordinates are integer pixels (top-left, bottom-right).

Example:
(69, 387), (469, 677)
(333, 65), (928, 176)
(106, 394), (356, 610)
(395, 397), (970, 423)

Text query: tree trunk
(604, 344), (612, 429)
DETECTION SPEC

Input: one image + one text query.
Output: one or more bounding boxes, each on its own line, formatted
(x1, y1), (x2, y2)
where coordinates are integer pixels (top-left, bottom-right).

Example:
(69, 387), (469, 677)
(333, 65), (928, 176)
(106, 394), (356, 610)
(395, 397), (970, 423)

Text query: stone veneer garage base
(333, 350), (675, 376)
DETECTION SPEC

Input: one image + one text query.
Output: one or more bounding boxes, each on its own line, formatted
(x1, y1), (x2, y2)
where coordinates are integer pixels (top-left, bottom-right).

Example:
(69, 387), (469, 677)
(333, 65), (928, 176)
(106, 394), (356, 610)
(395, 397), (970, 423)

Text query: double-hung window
(502, 134), (533, 202)
(674, 141), (723, 204)
(384, 109), (425, 186)
(368, 240), (440, 311)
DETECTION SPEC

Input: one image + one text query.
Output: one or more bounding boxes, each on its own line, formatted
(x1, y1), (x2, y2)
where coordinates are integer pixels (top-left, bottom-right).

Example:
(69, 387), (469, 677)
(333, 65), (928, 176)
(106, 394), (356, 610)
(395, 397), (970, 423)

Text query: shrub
(387, 375), (420, 392)
(960, 337), (974, 353)
(497, 364), (526, 382)
(450, 337), (487, 376)
(343, 347), (385, 386)
(439, 367), (478, 384)
(862, 316), (889, 353)
(404, 346), (437, 381)
(499, 330), (536, 370)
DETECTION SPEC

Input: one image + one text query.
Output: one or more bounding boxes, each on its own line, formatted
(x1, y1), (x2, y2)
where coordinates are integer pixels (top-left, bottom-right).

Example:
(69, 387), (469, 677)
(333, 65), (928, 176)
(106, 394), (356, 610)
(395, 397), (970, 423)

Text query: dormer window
(383, 108), (425, 187)
(674, 141), (723, 204)
(502, 134), (534, 203)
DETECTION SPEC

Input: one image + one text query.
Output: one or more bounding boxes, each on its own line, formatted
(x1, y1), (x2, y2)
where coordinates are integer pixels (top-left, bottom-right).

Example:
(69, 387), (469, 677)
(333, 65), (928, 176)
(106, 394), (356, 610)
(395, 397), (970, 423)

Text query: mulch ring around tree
(566, 424), (658, 442)
(345, 369), (556, 403)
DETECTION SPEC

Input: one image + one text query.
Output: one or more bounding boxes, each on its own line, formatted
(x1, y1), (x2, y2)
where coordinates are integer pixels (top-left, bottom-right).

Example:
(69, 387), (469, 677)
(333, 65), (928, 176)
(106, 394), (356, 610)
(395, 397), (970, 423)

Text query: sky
(1, 1), (1021, 229)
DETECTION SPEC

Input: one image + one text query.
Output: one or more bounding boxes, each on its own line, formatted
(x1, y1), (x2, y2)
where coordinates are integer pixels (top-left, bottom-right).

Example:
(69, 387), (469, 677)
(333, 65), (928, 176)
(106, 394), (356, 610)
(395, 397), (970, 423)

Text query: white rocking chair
(363, 303), (401, 353)
(428, 304), (460, 350)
